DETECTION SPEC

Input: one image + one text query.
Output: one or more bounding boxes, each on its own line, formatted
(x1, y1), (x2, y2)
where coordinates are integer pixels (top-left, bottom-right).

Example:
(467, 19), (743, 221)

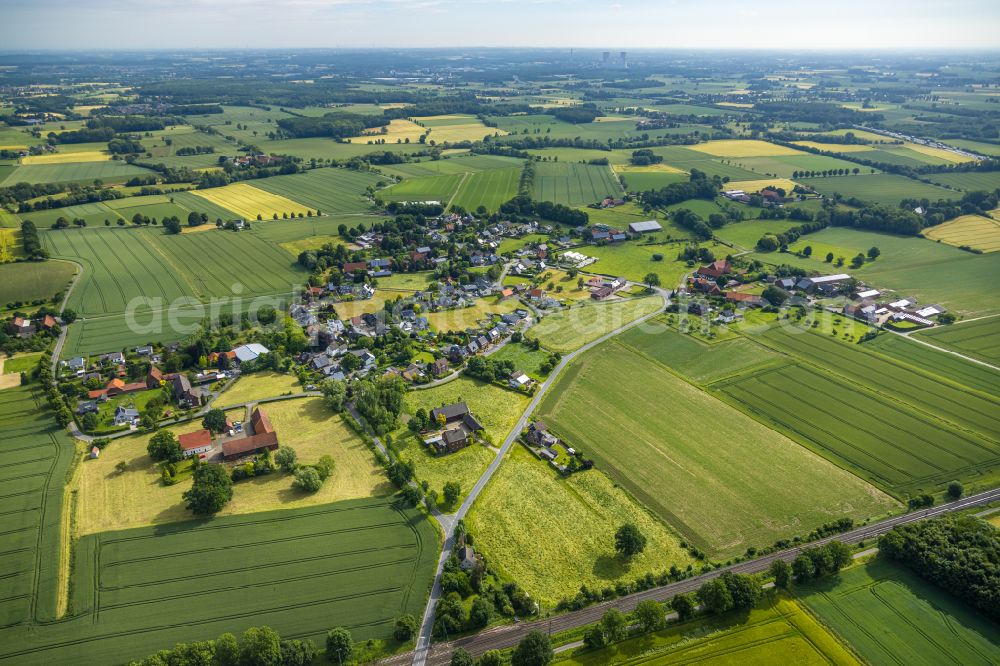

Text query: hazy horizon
(4, 0), (999, 51)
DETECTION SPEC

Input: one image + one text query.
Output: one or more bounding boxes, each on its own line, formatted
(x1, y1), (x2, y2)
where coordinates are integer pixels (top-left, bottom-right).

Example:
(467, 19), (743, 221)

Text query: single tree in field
(183, 464), (233, 515)
(598, 608), (628, 643)
(325, 627), (353, 664)
(443, 481), (461, 505)
(614, 523), (647, 559)
(393, 614), (418, 642)
(202, 408), (228, 434)
(292, 467), (323, 492)
(274, 446), (298, 473)
(147, 430), (183, 463)
(947, 480), (964, 499)
(867, 246), (880, 260)
(511, 630), (553, 666)
(643, 272), (661, 289)
(792, 554), (814, 582)
(802, 245), (812, 257)
(825, 251), (834, 263)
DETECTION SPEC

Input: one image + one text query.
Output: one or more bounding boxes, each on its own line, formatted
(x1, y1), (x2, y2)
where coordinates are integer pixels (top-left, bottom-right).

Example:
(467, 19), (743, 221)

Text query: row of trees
(20, 220), (45, 259)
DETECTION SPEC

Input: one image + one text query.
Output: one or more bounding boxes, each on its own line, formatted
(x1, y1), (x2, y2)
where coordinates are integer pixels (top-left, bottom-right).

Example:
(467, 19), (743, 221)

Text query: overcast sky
(3, 0), (999, 51)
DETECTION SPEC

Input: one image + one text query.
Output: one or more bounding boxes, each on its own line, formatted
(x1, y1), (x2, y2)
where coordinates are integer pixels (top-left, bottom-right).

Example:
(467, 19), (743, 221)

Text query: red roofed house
(410, 250), (428, 262)
(500, 288), (514, 300)
(146, 366), (164, 389)
(529, 288), (546, 300)
(688, 277), (722, 296)
(178, 429), (213, 457)
(696, 259), (731, 280)
(208, 350), (237, 364)
(42, 315), (57, 330)
(725, 291), (766, 307)
(223, 407), (279, 462)
(342, 261), (367, 273)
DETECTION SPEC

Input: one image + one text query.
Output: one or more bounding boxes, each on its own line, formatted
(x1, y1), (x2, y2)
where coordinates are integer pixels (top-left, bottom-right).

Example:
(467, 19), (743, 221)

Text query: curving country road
(391, 485), (1000, 666)
(411, 286), (672, 666)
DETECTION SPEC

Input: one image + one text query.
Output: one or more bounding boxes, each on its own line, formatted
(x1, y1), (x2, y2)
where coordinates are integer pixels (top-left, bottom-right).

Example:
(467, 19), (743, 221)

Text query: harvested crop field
(189, 182), (314, 219)
(535, 342), (897, 557)
(923, 214), (1000, 252)
(688, 139), (802, 157)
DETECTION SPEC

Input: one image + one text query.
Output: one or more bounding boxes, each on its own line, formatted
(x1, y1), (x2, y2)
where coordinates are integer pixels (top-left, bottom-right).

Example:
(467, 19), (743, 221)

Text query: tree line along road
(382, 485), (1000, 666)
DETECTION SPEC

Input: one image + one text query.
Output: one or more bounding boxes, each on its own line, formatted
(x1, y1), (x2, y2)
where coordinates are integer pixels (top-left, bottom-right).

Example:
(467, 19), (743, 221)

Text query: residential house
(725, 292), (766, 308)
(113, 406), (140, 426)
(696, 260), (731, 280)
(76, 401), (98, 415)
(171, 374), (201, 408)
(526, 421), (559, 448)
(430, 358), (449, 377)
(509, 371), (532, 390)
(178, 429), (213, 458)
(458, 545), (479, 571)
(65, 357), (86, 373)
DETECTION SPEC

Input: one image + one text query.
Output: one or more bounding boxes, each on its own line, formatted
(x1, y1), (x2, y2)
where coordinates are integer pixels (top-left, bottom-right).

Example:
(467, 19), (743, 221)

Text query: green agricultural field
(3, 351), (43, 375)
(616, 169), (687, 192)
(914, 316), (1000, 365)
(945, 139), (1000, 157)
(250, 167), (383, 214)
(0, 386), (77, 627)
(0, 162), (155, 187)
(258, 137), (421, 162)
(533, 297), (663, 353)
(44, 226), (306, 356)
(716, 354), (1000, 496)
(864, 332), (1000, 396)
(0, 260), (76, 306)
(579, 242), (691, 287)
(449, 167), (521, 212)
(0, 497), (438, 665)
(381, 173), (464, 205)
(800, 174), (956, 206)
(486, 342), (554, 380)
(536, 342), (897, 556)
(714, 218), (804, 249)
(639, 145), (766, 181)
(618, 319), (783, 384)
(799, 558), (1000, 666)
(756, 327), (1000, 442)
(554, 595), (859, 666)
(531, 162), (623, 206)
(170, 190), (239, 222)
(926, 170), (1000, 192)
(466, 447), (693, 605)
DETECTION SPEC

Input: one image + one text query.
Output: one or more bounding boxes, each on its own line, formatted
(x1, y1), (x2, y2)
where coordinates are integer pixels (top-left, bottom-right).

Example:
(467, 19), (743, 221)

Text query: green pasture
(800, 174), (957, 206)
(0, 260), (76, 306)
(533, 297), (662, 353)
(581, 242), (691, 287)
(926, 170), (1000, 192)
(381, 173), (464, 205)
(450, 167), (521, 212)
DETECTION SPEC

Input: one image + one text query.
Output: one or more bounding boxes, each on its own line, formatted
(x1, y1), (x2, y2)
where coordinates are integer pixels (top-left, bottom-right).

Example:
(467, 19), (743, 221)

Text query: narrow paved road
(391, 485), (1000, 666)
(411, 286), (671, 666)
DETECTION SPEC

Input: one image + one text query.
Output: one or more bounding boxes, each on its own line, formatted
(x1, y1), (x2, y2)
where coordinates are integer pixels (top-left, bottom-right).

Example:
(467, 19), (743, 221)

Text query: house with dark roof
(171, 374), (201, 407)
(426, 402), (485, 454)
